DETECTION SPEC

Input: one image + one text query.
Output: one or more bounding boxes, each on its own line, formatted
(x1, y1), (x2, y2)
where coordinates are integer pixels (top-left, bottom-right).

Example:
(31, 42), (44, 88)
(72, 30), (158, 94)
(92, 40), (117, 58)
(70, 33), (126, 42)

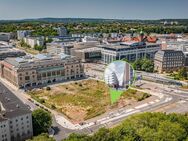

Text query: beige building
(23, 36), (44, 48)
(0, 53), (84, 88)
(154, 50), (185, 73)
(0, 82), (33, 141)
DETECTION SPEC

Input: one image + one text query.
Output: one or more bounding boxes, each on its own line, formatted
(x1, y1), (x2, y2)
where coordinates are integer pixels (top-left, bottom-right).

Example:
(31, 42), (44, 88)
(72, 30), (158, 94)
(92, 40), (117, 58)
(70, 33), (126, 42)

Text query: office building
(0, 82), (33, 141)
(0, 53), (84, 88)
(17, 30), (31, 40)
(154, 50), (185, 73)
(161, 40), (188, 52)
(0, 43), (26, 60)
(71, 42), (101, 62)
(100, 41), (161, 64)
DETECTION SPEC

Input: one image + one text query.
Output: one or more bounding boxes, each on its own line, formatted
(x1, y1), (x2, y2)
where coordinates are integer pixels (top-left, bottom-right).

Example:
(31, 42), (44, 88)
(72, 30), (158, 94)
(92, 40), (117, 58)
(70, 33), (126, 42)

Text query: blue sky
(0, 0), (188, 20)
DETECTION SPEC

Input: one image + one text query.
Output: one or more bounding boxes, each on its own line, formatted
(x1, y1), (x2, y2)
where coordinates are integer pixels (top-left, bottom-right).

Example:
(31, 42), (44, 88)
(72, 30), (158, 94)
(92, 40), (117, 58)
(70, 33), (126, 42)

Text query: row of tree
(28, 111), (188, 141)
(129, 58), (154, 72)
(64, 112), (188, 141)
(1, 22), (188, 35)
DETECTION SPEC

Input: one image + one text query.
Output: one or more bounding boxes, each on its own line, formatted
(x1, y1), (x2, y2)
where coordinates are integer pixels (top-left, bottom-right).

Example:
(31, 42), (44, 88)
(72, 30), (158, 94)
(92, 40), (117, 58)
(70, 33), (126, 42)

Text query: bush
(46, 87), (51, 91)
(39, 99), (45, 104)
(51, 104), (56, 109)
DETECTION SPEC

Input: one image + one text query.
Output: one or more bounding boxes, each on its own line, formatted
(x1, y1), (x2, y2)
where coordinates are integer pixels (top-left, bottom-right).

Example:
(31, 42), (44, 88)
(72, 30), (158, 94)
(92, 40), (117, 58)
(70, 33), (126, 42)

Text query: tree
(178, 67), (187, 80)
(63, 112), (188, 141)
(27, 133), (55, 141)
(32, 109), (52, 135)
(132, 58), (154, 72)
(34, 45), (44, 51)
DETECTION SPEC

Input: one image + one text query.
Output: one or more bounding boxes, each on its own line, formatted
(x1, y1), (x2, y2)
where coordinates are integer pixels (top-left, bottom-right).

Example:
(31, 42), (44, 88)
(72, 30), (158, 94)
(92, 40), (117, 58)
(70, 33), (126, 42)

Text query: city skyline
(0, 0), (188, 20)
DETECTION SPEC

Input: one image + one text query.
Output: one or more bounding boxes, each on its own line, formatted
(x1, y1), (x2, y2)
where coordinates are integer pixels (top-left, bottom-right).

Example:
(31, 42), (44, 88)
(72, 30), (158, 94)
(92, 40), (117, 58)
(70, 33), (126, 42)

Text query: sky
(0, 0), (188, 20)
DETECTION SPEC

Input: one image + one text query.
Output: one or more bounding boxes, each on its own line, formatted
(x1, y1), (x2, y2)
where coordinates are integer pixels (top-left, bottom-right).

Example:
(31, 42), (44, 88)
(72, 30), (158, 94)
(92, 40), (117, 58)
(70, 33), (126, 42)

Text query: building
(23, 37), (44, 48)
(17, 30), (31, 40)
(100, 41), (161, 64)
(0, 53), (84, 88)
(57, 27), (67, 36)
(46, 42), (74, 55)
(154, 50), (185, 73)
(0, 33), (11, 42)
(161, 40), (188, 52)
(104, 61), (134, 89)
(0, 82), (33, 141)
(71, 42), (101, 62)
(82, 36), (98, 42)
(0, 43), (26, 60)
(183, 52), (188, 66)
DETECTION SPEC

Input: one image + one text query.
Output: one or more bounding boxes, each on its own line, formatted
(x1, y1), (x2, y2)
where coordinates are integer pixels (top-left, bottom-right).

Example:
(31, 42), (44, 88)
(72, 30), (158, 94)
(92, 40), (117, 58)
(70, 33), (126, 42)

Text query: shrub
(46, 87), (51, 91)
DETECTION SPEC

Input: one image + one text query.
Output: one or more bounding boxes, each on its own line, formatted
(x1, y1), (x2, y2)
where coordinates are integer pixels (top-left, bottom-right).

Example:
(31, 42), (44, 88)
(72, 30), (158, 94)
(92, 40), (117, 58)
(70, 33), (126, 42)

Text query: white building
(23, 37), (44, 48)
(0, 82), (33, 141)
(82, 36), (98, 42)
(162, 40), (188, 52)
(17, 30), (31, 40)
(46, 42), (74, 55)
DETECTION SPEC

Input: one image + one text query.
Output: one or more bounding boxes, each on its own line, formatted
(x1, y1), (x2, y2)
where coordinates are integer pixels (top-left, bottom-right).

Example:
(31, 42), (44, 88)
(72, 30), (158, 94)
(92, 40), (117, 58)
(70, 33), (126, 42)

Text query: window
(25, 76), (30, 81)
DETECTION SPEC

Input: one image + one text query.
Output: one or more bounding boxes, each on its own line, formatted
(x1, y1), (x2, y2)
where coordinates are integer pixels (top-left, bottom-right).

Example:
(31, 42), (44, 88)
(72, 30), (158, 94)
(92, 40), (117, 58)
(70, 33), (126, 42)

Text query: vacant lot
(28, 79), (150, 123)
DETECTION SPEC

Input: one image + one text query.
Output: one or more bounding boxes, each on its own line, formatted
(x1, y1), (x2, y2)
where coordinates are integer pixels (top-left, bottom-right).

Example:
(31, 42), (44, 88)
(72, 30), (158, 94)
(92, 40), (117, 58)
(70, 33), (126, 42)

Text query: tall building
(57, 27), (67, 36)
(154, 50), (185, 73)
(0, 82), (33, 141)
(0, 53), (84, 88)
(122, 62), (134, 87)
(100, 42), (161, 64)
(17, 30), (31, 40)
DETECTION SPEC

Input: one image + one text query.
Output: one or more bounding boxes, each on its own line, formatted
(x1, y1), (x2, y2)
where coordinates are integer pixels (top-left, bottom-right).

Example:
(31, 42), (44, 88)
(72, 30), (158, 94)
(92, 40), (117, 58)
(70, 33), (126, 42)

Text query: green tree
(27, 133), (55, 141)
(63, 112), (188, 141)
(178, 67), (187, 80)
(32, 109), (52, 135)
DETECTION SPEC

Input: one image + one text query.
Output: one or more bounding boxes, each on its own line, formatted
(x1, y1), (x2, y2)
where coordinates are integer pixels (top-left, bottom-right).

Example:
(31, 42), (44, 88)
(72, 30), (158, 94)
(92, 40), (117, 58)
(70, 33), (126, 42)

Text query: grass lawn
(28, 79), (150, 123)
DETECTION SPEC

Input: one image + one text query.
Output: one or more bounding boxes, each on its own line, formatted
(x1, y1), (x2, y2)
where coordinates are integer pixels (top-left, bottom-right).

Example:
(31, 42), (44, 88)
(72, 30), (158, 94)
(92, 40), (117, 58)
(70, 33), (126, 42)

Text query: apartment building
(57, 27), (67, 36)
(46, 42), (74, 55)
(23, 36), (44, 48)
(0, 53), (84, 88)
(99, 41), (161, 64)
(154, 50), (185, 73)
(0, 82), (33, 141)
(17, 30), (31, 40)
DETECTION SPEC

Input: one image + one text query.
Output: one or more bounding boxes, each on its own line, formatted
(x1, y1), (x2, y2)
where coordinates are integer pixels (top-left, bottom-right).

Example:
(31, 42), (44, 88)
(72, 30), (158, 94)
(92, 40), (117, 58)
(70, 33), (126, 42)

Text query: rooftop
(0, 82), (31, 122)
(3, 53), (77, 68)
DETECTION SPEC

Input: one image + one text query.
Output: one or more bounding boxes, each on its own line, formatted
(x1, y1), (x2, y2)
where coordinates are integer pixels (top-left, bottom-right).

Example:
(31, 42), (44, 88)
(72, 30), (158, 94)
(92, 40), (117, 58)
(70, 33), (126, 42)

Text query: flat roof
(0, 82), (31, 121)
